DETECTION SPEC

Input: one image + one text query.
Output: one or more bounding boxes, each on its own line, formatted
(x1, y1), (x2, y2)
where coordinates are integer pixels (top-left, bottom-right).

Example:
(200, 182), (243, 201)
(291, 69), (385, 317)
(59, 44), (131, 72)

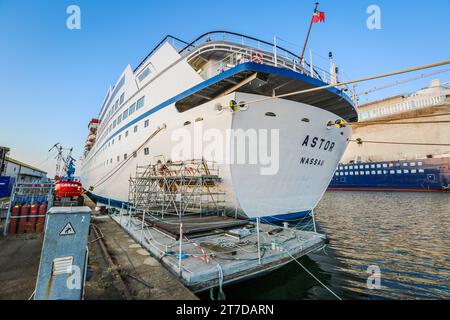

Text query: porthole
(238, 101), (248, 111)
(195, 117), (204, 122)
(301, 118), (310, 123)
(184, 121), (191, 126)
(214, 103), (224, 114)
(265, 112), (276, 117)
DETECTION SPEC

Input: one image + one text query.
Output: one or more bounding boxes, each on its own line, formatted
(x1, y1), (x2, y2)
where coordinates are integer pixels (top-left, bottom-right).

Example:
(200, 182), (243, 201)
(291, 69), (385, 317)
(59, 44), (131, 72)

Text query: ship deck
(175, 62), (358, 122)
(109, 211), (326, 292)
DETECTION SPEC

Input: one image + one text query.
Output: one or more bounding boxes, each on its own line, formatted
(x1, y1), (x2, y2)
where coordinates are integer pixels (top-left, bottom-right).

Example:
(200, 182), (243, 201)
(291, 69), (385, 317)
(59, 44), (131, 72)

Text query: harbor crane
(48, 143), (84, 206)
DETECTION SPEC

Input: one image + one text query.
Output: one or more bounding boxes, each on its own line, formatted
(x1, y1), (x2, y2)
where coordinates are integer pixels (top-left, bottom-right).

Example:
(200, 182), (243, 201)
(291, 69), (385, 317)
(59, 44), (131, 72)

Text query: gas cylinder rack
(3, 182), (54, 236)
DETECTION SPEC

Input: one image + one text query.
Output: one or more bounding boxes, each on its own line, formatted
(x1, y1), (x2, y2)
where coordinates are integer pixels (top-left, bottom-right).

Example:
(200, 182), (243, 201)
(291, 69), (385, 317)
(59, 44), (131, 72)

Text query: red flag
(312, 11), (325, 23)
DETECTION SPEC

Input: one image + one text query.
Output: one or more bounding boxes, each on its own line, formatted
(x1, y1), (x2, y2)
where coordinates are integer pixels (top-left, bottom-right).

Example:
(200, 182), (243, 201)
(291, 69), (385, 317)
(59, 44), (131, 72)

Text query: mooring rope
(284, 249), (342, 300)
(231, 59), (450, 108)
(210, 264), (226, 300)
(351, 139), (450, 147)
(352, 120), (450, 126)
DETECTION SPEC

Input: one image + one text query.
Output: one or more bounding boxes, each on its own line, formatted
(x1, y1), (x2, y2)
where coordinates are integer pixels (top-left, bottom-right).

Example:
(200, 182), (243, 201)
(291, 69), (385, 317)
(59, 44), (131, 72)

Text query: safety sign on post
(34, 206), (91, 300)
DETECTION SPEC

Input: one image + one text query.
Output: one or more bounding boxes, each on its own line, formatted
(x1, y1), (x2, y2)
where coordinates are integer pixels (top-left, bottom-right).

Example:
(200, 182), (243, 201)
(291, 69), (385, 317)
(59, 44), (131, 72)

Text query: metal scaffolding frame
(128, 160), (226, 218)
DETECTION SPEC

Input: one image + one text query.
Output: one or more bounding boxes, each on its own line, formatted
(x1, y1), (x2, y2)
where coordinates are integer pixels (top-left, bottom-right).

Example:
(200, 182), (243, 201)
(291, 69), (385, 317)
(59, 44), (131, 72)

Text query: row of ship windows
(336, 169), (426, 176)
(100, 68), (153, 128)
(339, 162), (423, 171)
(98, 100), (281, 153)
(104, 147), (151, 166)
(101, 76), (126, 124)
(90, 114), (204, 169)
(98, 113), (204, 161)
(96, 119), (150, 159)
(97, 96), (146, 148)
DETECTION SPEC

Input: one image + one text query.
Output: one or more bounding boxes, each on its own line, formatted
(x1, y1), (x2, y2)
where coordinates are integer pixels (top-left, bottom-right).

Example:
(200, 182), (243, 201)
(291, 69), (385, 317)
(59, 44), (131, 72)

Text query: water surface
(212, 192), (450, 300)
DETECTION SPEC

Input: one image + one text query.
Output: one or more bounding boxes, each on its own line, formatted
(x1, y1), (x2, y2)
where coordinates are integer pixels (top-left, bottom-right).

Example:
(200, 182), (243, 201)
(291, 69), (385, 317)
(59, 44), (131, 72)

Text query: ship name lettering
(302, 136), (335, 152)
(300, 157), (325, 167)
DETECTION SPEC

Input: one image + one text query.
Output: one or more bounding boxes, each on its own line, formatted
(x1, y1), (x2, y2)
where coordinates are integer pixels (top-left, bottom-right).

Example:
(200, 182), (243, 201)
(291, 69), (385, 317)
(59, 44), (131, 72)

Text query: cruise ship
(79, 31), (357, 222)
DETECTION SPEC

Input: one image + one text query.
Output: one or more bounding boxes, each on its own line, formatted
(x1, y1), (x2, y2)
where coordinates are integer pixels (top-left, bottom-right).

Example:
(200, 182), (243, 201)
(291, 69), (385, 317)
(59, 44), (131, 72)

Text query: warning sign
(60, 223), (76, 236)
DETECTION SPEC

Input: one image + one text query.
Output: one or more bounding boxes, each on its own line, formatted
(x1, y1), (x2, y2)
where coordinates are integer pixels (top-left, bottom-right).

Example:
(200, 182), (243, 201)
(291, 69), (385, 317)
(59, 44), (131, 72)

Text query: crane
(48, 143), (84, 206)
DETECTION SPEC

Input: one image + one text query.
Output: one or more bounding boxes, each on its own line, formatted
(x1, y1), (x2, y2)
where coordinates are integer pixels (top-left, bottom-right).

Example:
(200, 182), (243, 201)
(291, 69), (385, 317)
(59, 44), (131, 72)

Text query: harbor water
(214, 191), (450, 300)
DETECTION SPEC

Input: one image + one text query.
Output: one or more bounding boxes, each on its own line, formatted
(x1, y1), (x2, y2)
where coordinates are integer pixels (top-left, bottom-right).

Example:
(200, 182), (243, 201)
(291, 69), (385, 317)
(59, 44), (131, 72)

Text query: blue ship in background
(329, 156), (450, 192)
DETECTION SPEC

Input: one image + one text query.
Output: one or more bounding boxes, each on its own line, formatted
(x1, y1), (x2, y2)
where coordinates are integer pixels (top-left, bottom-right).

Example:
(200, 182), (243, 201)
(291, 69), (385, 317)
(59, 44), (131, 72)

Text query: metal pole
(82, 246), (89, 300)
(309, 49), (314, 77)
(178, 223), (183, 276)
(3, 183), (16, 236)
(300, 2), (319, 61)
(311, 209), (317, 233)
(273, 36), (278, 67)
(128, 206), (132, 230)
(256, 218), (262, 265)
(141, 211), (146, 244)
(120, 203), (124, 225)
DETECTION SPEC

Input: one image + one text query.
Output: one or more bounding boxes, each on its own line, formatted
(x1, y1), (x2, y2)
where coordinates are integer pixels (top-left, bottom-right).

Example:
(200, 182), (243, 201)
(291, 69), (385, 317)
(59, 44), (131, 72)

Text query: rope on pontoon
(210, 264), (226, 300)
(258, 223), (342, 300)
(284, 249), (343, 300)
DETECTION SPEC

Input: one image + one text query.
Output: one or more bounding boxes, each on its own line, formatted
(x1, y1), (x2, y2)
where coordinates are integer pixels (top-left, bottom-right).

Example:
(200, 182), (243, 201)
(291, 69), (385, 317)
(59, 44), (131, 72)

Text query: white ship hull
(79, 32), (356, 221)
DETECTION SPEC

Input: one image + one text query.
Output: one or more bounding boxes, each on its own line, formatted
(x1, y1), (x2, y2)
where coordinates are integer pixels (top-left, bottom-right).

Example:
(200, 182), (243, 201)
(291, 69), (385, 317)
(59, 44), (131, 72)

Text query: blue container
(0, 177), (15, 198)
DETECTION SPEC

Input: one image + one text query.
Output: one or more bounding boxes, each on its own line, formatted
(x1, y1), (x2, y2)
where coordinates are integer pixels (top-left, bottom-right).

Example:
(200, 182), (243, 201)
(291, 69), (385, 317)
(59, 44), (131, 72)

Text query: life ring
(251, 52), (263, 64)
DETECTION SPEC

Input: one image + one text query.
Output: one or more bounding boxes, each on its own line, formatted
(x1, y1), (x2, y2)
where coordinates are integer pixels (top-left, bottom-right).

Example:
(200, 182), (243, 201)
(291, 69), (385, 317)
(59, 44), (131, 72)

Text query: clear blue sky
(1, 0), (449, 176)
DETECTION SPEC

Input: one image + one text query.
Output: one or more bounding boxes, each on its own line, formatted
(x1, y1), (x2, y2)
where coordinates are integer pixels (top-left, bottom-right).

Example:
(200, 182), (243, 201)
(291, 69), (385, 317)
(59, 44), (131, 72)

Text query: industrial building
(0, 153), (48, 198)
(3, 157), (48, 183)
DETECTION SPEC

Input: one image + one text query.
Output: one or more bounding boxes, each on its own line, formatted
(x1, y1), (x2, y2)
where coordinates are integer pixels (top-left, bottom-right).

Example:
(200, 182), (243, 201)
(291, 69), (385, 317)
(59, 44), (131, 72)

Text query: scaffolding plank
(152, 216), (249, 238)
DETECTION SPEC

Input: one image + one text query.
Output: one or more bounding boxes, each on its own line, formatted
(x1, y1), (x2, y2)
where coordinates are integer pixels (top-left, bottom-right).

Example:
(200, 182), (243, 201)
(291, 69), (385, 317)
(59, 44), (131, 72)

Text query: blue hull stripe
(87, 192), (311, 222)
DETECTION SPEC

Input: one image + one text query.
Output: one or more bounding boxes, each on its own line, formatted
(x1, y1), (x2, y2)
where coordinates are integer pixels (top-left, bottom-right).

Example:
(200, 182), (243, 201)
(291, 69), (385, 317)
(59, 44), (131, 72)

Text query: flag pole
(300, 1), (319, 62)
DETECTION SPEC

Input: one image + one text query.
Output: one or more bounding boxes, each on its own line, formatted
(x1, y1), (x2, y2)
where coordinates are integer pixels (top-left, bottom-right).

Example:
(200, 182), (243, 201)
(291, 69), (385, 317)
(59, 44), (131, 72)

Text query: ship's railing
(179, 31), (325, 81)
(185, 37), (356, 101)
(134, 35), (190, 73)
(187, 42), (305, 78)
(132, 31), (355, 102)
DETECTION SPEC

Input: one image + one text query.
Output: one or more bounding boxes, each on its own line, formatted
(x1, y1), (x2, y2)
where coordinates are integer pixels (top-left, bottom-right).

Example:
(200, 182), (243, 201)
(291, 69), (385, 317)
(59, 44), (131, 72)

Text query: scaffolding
(128, 160), (226, 218)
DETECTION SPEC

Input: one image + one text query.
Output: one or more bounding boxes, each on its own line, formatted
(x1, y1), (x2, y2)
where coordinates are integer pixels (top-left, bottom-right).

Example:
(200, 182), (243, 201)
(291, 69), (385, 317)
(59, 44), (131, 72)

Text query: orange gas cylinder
(27, 204), (39, 233)
(8, 204), (21, 235)
(35, 202), (47, 233)
(17, 204), (30, 234)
